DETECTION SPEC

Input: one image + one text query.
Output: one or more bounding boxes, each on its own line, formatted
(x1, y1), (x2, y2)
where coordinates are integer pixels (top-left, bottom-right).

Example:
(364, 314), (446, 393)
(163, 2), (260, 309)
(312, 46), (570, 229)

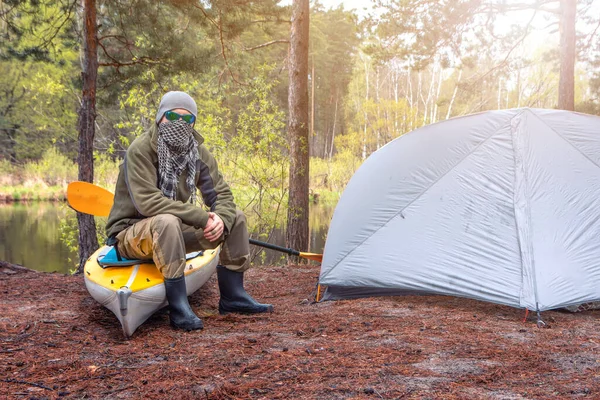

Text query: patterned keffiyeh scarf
(157, 119), (199, 203)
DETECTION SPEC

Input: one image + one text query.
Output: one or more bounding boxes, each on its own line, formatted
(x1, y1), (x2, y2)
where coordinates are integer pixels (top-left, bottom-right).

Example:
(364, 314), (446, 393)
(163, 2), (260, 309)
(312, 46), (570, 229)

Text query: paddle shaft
(249, 238), (300, 257)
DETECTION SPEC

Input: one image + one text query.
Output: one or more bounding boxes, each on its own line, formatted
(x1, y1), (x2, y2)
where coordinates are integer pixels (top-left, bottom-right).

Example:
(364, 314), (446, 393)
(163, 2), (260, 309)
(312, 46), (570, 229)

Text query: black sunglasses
(165, 110), (196, 124)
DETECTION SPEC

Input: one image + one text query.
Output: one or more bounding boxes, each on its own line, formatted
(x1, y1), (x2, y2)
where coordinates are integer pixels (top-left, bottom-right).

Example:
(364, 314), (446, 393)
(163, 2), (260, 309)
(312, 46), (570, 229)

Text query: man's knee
(150, 214), (182, 234)
(150, 214), (181, 230)
(232, 210), (247, 229)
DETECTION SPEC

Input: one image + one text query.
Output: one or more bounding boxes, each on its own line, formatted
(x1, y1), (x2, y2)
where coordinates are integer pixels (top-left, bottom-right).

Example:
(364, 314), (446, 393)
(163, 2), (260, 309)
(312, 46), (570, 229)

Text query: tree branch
(97, 39), (161, 72)
(250, 18), (291, 24)
(35, 0), (77, 49)
(243, 39), (289, 51)
(217, 10), (247, 86)
(1, 378), (51, 390)
(466, 8), (539, 87)
(583, 19), (600, 50)
(0, 260), (38, 273)
(192, 3), (220, 29)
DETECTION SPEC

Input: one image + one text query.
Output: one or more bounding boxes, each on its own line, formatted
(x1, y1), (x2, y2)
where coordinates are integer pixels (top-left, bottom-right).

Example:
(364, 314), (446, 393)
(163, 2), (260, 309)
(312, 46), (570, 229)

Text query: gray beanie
(155, 91), (198, 125)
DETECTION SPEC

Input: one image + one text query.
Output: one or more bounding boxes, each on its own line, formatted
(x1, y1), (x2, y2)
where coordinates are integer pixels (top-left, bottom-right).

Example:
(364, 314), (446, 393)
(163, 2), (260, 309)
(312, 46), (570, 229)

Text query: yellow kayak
(84, 245), (220, 337)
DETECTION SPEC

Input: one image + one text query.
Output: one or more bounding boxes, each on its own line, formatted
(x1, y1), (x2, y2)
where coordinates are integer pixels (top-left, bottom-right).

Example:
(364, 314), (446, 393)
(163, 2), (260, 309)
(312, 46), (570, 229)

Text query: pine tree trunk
(558, 0), (576, 111)
(286, 0), (310, 256)
(76, 0), (99, 273)
(310, 59), (315, 154)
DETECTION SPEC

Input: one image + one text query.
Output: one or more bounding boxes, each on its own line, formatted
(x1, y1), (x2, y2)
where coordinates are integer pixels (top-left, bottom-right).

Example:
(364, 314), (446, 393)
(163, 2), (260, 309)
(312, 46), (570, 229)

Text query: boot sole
(170, 321), (204, 331)
(219, 305), (274, 315)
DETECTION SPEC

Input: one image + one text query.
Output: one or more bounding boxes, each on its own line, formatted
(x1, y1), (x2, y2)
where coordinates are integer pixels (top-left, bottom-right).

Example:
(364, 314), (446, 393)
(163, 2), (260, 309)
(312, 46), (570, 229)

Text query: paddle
(248, 239), (322, 262)
(66, 181), (113, 217)
(66, 181), (323, 262)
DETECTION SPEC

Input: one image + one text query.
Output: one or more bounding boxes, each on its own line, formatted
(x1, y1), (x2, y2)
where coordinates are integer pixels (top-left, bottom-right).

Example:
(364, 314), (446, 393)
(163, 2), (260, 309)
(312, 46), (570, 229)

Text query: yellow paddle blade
(67, 181), (115, 217)
(299, 252), (323, 262)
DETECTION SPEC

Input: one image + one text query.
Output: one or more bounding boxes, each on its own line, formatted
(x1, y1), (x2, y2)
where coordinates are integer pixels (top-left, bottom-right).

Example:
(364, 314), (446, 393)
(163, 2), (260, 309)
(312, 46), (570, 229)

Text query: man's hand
(204, 212), (224, 242)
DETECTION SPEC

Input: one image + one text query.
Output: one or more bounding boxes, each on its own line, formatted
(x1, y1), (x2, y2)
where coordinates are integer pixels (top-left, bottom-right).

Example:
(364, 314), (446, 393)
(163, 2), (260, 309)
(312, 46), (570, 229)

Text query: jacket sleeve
(196, 146), (237, 233)
(125, 144), (210, 229)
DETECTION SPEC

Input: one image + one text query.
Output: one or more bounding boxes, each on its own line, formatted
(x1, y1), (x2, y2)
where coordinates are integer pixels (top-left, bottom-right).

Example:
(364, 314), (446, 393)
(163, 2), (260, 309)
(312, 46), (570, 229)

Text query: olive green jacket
(106, 124), (236, 238)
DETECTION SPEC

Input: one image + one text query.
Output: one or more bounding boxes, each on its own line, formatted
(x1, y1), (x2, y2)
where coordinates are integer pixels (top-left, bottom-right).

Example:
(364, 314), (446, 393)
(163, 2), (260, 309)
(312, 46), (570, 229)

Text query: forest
(1, 0), (600, 262)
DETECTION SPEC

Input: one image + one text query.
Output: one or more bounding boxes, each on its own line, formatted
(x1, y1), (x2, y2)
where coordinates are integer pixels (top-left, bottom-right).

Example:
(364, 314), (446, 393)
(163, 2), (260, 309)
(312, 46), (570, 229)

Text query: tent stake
(536, 309), (546, 328)
(522, 309), (529, 323)
(315, 284), (322, 302)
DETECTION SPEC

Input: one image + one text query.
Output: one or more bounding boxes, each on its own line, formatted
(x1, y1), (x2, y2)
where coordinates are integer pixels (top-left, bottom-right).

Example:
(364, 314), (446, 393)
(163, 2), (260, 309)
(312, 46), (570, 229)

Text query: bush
(310, 150), (362, 194)
(0, 160), (19, 185)
(23, 147), (77, 187)
(94, 152), (122, 190)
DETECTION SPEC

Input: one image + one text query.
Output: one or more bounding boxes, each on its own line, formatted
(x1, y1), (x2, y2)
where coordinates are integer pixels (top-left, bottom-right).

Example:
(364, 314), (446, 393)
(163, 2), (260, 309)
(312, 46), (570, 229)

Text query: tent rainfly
(318, 108), (600, 313)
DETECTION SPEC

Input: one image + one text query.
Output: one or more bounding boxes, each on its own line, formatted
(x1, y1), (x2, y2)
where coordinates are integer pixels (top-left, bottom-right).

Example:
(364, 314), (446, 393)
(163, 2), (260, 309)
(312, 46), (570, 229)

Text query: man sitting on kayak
(105, 91), (273, 331)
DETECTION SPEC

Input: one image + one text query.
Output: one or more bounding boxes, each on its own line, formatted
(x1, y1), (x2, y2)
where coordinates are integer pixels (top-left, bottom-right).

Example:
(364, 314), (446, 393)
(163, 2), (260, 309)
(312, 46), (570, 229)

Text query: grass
(0, 184), (66, 202)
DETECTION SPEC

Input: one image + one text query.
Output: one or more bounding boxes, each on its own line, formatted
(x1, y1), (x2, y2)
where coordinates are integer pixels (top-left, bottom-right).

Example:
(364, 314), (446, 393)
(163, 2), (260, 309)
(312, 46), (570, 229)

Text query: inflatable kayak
(83, 245), (220, 337)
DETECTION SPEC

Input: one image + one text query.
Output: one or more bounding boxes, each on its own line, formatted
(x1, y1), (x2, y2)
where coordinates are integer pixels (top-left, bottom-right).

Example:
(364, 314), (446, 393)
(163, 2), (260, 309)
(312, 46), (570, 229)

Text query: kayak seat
(97, 246), (143, 268)
(97, 246), (204, 269)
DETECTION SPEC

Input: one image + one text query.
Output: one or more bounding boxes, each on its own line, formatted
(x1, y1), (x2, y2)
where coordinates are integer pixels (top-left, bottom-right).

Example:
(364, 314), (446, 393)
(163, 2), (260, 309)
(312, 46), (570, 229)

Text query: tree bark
(286, 0), (310, 256)
(558, 0), (576, 111)
(310, 58), (315, 152)
(76, 0), (99, 273)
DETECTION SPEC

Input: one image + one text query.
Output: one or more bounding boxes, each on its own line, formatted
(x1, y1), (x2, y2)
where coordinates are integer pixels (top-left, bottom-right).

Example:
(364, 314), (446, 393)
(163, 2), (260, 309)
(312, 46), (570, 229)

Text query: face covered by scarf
(157, 119), (199, 203)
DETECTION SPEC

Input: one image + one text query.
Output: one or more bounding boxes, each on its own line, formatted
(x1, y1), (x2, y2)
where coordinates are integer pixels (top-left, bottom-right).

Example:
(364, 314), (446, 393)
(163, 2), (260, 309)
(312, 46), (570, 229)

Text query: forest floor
(1, 263), (599, 400)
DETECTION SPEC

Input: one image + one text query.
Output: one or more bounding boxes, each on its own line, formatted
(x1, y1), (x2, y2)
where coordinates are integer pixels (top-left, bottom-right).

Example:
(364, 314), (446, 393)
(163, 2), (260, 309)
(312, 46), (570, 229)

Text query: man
(106, 91), (273, 331)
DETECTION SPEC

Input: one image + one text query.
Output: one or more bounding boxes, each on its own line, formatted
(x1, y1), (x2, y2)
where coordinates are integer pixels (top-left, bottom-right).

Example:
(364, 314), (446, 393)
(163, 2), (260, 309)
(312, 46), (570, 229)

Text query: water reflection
(0, 201), (336, 273)
(0, 202), (77, 273)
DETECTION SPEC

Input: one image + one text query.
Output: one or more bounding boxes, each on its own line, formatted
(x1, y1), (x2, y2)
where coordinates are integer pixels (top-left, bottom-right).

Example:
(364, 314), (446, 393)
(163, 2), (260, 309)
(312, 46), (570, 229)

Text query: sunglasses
(164, 110), (196, 124)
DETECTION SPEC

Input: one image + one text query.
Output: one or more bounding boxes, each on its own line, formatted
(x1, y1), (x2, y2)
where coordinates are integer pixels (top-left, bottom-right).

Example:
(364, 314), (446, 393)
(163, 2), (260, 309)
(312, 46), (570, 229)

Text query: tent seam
(321, 110), (524, 281)
(511, 110), (540, 311)
(529, 110), (600, 171)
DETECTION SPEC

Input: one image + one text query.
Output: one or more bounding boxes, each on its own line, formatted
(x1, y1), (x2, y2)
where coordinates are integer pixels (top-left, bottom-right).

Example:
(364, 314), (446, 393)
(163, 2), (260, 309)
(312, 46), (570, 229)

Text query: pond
(0, 201), (335, 274)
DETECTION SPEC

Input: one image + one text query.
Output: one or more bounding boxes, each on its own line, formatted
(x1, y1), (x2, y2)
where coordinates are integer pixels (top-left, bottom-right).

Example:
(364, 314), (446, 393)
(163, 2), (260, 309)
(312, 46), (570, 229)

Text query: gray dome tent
(319, 108), (600, 312)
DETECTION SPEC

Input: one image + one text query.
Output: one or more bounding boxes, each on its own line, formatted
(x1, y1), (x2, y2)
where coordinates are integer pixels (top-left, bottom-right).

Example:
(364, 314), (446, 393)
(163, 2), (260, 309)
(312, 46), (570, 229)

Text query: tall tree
(286, 0), (310, 255)
(76, 0), (99, 273)
(558, 0), (576, 110)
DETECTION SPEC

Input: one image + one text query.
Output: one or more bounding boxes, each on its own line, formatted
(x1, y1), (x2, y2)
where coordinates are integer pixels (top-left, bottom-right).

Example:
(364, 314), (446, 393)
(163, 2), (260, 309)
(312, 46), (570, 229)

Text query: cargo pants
(114, 210), (250, 279)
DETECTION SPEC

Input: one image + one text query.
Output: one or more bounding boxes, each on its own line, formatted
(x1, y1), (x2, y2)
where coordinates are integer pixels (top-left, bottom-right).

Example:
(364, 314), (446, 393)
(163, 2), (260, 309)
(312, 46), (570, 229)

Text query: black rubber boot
(217, 265), (274, 315)
(164, 276), (204, 331)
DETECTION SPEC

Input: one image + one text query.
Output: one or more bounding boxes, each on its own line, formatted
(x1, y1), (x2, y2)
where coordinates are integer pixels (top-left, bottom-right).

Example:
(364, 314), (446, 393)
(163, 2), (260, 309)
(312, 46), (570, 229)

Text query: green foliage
(94, 152), (122, 190)
(0, 0), (79, 161)
(0, 0), (77, 61)
(309, 4), (360, 158)
(310, 147), (362, 193)
(59, 209), (79, 270)
(0, 159), (16, 182)
(0, 185), (64, 201)
(23, 146), (76, 186)
(60, 210), (107, 274)
(224, 66), (289, 235)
